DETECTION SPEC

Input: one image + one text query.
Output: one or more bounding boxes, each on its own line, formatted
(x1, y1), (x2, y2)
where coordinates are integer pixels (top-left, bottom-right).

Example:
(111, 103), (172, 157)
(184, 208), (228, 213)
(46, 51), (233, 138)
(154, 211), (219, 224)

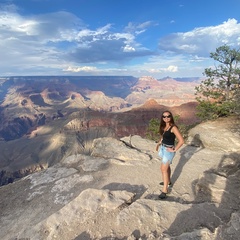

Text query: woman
(156, 110), (184, 199)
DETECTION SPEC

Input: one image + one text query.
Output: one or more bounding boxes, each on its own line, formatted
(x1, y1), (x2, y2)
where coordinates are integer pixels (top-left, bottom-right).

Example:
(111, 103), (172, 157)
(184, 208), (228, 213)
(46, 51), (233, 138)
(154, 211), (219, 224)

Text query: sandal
(158, 191), (167, 199)
(159, 182), (172, 187)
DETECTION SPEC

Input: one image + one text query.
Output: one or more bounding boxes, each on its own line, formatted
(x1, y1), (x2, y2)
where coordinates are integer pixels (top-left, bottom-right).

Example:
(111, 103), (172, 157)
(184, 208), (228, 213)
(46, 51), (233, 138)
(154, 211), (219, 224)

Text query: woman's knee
(161, 163), (169, 172)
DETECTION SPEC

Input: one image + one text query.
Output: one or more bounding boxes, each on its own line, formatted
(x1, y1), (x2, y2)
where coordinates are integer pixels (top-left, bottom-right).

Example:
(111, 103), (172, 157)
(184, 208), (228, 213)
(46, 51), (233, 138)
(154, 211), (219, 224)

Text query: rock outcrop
(0, 117), (239, 239)
(187, 116), (240, 152)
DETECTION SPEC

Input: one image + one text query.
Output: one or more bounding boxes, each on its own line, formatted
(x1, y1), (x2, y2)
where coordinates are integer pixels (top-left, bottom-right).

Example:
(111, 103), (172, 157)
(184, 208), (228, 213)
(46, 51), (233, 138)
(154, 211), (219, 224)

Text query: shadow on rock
(102, 182), (147, 200)
(74, 231), (91, 240)
(171, 135), (204, 185)
(75, 229), (157, 240)
(164, 151), (240, 239)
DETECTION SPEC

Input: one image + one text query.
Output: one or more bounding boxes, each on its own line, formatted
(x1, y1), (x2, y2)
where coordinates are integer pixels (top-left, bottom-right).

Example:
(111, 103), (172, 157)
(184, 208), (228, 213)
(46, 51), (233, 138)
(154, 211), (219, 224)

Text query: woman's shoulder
(170, 124), (178, 131)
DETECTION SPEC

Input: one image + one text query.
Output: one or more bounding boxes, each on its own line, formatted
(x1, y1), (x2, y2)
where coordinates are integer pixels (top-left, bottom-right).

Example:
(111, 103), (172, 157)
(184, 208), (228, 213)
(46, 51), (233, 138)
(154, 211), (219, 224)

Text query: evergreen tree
(195, 45), (240, 120)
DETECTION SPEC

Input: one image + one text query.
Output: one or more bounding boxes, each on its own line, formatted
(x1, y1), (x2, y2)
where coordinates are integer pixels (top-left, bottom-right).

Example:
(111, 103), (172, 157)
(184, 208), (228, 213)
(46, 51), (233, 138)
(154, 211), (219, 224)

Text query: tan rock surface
(187, 116), (240, 152)
(0, 118), (239, 239)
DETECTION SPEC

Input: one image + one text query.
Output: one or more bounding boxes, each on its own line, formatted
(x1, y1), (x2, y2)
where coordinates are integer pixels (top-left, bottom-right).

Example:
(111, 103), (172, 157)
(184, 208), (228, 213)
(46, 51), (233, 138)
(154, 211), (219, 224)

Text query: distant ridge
(159, 76), (201, 82)
(1, 75), (201, 82)
(1, 75), (136, 80)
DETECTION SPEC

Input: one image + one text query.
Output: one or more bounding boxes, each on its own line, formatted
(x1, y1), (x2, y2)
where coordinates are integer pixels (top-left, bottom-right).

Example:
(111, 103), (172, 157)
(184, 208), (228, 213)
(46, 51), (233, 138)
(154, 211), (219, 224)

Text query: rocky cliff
(0, 76), (200, 186)
(0, 116), (239, 240)
(0, 101), (199, 186)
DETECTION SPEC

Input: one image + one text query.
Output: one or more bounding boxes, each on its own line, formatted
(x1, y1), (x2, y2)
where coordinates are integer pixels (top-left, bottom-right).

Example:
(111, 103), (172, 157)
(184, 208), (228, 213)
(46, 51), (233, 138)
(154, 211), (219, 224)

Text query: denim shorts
(158, 145), (175, 164)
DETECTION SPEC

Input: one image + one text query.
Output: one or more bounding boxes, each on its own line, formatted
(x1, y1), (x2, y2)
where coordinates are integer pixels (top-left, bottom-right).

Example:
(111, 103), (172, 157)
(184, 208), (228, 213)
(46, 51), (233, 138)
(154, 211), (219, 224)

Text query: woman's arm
(156, 137), (162, 151)
(171, 126), (184, 152)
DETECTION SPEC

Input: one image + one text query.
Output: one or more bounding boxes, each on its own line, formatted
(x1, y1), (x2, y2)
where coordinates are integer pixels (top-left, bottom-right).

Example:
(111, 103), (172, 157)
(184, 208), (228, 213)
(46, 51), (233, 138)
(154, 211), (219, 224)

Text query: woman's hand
(156, 143), (161, 151)
(167, 147), (175, 152)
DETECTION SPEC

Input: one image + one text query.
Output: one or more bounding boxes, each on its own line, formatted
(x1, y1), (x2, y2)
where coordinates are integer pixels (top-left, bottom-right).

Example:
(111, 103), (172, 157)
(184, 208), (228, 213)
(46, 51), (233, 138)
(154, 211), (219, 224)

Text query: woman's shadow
(170, 134), (204, 187)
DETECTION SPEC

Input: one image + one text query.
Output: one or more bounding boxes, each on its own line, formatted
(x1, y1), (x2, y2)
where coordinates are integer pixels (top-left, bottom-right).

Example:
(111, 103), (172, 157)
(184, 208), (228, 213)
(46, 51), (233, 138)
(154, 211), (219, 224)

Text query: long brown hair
(159, 110), (176, 135)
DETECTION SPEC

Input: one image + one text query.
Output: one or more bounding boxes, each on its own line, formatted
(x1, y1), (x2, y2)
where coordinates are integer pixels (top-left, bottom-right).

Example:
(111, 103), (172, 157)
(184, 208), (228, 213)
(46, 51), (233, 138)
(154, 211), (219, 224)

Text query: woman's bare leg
(161, 163), (170, 193)
(168, 166), (171, 184)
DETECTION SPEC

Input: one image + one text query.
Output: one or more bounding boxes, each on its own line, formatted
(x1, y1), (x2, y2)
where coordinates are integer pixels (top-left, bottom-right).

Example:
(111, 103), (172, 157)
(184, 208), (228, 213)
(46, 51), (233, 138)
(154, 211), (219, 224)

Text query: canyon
(0, 76), (200, 185)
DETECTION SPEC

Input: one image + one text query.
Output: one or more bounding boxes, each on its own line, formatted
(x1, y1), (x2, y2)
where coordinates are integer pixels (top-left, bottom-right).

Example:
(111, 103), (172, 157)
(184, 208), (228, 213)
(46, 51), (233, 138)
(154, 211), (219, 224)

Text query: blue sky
(0, 0), (240, 78)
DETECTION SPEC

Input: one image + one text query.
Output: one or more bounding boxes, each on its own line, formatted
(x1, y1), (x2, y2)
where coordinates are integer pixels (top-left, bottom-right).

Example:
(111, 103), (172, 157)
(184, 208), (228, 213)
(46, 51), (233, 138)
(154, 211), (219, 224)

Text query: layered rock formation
(0, 117), (239, 239)
(126, 76), (199, 107)
(0, 76), (199, 142)
(0, 75), (201, 186)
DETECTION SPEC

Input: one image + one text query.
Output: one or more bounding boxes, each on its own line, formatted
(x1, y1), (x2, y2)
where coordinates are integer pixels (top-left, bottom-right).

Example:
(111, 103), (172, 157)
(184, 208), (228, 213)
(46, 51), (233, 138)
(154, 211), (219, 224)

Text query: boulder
(187, 116), (240, 152)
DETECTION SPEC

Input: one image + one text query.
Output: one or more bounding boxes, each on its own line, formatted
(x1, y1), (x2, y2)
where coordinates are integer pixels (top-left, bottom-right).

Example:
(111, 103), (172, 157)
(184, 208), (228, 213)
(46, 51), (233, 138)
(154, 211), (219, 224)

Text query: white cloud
(124, 21), (154, 34)
(166, 65), (178, 72)
(123, 45), (136, 52)
(148, 69), (161, 73)
(63, 66), (98, 72)
(0, 6), (153, 75)
(158, 18), (240, 56)
(0, 3), (239, 78)
(148, 65), (178, 74)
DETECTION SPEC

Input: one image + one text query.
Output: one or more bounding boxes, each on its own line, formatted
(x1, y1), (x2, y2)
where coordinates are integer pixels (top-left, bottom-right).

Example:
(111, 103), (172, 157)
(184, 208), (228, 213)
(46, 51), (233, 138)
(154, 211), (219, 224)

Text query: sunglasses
(162, 115), (171, 118)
